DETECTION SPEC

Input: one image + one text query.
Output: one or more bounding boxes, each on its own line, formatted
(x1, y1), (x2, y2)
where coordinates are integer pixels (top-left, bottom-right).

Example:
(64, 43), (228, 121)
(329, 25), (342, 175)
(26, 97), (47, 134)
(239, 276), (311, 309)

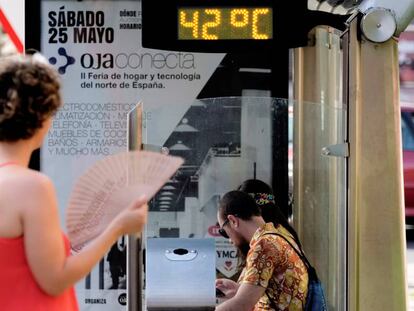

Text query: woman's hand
(216, 278), (240, 299)
(22, 176), (150, 297)
(110, 195), (148, 236)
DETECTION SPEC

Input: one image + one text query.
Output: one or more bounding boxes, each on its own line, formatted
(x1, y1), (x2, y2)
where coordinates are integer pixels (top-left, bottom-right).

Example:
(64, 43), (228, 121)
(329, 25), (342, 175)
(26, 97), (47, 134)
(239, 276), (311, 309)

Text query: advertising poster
(208, 225), (240, 279)
(40, 0), (224, 309)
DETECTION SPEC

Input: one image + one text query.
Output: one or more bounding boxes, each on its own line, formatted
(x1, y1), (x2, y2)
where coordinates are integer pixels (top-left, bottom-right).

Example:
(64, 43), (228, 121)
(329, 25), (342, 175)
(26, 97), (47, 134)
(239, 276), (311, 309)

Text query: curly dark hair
(0, 55), (61, 142)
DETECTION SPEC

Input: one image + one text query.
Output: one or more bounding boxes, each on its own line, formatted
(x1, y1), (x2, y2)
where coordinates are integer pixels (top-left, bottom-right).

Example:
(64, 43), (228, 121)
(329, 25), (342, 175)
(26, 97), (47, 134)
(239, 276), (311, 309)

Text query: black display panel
(178, 7), (273, 40)
(142, 0), (348, 52)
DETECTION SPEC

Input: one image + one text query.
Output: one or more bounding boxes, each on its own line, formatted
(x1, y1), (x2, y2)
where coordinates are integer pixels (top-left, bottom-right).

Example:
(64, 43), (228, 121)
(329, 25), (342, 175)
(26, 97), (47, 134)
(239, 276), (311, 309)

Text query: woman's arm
(19, 172), (147, 296)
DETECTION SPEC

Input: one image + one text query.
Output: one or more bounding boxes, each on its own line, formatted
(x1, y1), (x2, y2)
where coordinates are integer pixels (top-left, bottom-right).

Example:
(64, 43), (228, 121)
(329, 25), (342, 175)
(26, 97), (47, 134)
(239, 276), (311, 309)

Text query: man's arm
(215, 283), (266, 311)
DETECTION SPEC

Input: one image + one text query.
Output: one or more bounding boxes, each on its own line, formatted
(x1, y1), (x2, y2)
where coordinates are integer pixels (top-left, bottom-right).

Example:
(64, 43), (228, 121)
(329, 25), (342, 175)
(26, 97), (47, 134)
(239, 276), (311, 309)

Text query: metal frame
(293, 26), (347, 311)
(127, 103), (144, 311)
(346, 16), (407, 311)
(358, 0), (414, 36)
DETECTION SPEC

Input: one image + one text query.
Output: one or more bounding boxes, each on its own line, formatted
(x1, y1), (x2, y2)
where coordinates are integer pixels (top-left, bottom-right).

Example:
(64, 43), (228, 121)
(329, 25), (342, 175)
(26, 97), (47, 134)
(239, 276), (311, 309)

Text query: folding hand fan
(65, 150), (184, 250)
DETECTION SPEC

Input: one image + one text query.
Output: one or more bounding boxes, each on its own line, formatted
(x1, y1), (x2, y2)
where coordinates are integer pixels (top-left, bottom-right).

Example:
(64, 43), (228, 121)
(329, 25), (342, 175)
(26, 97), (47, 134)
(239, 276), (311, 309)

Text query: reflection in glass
(140, 97), (346, 310)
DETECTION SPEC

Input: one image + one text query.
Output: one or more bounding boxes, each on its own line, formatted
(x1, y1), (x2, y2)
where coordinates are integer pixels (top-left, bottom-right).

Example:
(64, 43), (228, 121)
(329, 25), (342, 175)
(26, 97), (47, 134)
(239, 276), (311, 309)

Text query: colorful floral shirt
(239, 223), (308, 311)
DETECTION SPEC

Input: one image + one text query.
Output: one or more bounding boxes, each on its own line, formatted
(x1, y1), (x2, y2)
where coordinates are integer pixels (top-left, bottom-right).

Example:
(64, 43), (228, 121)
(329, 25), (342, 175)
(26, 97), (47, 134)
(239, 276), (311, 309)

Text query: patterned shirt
(239, 223), (308, 311)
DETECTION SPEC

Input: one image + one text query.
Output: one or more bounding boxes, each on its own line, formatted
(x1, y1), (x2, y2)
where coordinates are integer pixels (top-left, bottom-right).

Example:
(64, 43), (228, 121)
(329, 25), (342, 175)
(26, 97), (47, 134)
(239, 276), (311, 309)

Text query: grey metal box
(146, 238), (216, 310)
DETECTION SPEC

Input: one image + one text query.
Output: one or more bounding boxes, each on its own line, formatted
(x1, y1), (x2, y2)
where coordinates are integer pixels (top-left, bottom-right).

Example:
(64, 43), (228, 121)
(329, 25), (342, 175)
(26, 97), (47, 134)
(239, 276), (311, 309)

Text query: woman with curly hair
(0, 55), (148, 310)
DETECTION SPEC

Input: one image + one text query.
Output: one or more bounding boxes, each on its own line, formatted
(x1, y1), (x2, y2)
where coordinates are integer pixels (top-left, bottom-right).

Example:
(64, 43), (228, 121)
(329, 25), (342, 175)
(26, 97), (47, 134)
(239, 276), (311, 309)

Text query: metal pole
(127, 103), (144, 311)
(347, 16), (407, 311)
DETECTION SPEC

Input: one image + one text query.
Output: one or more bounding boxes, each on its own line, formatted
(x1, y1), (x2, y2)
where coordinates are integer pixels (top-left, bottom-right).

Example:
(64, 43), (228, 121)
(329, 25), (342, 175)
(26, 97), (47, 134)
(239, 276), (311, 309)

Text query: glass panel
(144, 96), (275, 231)
(293, 100), (347, 311)
(132, 96), (346, 310)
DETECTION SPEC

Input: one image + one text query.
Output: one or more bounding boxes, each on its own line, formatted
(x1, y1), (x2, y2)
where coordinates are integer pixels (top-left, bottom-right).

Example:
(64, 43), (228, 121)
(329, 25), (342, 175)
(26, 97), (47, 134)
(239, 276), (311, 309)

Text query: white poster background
(0, 0), (25, 44)
(40, 1), (224, 310)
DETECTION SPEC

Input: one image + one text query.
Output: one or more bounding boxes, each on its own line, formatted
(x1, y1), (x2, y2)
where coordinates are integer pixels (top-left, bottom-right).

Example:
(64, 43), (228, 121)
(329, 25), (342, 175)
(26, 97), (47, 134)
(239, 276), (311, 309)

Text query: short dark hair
(0, 55), (61, 142)
(218, 190), (261, 220)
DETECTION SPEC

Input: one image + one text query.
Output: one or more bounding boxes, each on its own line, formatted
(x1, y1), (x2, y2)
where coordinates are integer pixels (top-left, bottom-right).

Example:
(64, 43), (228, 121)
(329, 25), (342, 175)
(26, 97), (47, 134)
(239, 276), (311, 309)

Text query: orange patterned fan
(65, 150), (184, 250)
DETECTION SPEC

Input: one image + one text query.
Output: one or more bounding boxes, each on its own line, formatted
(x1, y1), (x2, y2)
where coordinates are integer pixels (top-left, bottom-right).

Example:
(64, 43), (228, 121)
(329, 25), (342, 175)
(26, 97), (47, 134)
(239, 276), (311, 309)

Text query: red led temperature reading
(178, 7), (272, 40)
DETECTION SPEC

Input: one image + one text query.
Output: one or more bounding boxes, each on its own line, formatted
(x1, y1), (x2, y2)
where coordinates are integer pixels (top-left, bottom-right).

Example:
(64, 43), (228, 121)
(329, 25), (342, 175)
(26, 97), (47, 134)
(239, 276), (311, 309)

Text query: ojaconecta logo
(118, 293), (127, 306)
(80, 52), (196, 70)
(49, 47), (76, 74)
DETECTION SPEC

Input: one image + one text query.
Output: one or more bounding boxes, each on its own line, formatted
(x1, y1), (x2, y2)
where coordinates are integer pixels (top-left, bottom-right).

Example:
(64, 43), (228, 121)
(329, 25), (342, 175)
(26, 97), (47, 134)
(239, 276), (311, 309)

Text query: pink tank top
(0, 162), (78, 310)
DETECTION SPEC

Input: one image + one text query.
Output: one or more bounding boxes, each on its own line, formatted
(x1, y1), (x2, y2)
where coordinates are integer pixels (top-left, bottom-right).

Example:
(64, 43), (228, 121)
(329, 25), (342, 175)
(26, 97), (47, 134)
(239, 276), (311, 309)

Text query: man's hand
(216, 278), (239, 299)
(215, 283), (266, 311)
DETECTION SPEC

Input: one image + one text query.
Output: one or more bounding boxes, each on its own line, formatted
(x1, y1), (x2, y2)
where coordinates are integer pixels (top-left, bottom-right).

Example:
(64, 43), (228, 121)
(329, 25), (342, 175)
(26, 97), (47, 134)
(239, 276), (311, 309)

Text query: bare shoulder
(0, 167), (56, 211)
(1, 167), (52, 190)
